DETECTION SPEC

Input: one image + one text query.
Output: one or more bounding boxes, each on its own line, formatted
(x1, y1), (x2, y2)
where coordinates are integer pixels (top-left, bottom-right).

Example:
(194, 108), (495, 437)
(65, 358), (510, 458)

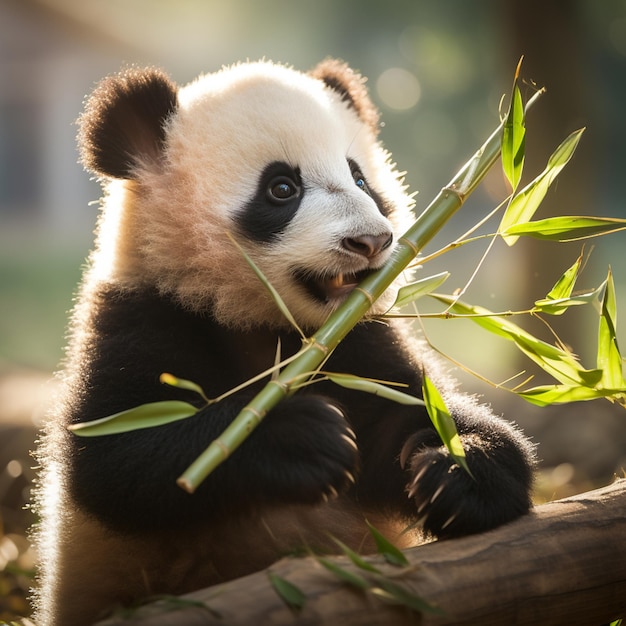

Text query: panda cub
(34, 59), (535, 625)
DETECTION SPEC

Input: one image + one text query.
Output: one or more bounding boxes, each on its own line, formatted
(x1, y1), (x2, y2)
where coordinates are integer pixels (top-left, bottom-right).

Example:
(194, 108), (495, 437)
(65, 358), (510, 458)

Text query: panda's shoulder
(68, 284), (226, 390)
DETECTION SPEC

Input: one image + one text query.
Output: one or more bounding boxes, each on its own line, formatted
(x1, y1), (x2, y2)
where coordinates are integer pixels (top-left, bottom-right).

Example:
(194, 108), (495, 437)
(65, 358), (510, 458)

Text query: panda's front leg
(401, 404), (536, 539)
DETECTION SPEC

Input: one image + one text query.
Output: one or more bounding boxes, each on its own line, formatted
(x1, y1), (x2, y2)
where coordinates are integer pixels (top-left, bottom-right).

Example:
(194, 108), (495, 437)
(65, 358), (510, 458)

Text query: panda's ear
(310, 59), (380, 135)
(78, 67), (178, 179)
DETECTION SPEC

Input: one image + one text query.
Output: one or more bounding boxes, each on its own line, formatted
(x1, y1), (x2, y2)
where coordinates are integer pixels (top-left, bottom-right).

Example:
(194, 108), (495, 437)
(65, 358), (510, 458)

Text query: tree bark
(98, 479), (626, 626)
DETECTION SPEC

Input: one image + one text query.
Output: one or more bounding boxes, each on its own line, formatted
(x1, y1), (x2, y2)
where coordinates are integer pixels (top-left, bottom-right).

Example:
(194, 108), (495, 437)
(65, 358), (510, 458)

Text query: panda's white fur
(33, 60), (535, 626)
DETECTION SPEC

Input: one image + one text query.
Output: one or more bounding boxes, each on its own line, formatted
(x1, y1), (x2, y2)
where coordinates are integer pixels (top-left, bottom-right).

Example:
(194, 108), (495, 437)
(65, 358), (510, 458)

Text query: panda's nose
(342, 232), (393, 258)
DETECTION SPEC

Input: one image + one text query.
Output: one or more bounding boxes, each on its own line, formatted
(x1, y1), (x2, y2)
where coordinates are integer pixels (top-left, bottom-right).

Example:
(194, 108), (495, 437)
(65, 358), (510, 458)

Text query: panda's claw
(416, 497), (429, 516)
(410, 463), (429, 488)
(429, 484), (445, 505)
(341, 433), (358, 450)
(440, 513), (458, 531)
(326, 485), (339, 500)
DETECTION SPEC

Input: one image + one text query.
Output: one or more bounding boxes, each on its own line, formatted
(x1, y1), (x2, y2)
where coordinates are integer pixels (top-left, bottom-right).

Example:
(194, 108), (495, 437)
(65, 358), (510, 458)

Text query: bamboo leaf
(544, 255), (582, 301)
(327, 373), (425, 406)
(392, 272), (450, 308)
(371, 578), (444, 615)
(501, 59), (526, 191)
(68, 401), (199, 437)
(518, 384), (626, 406)
(317, 557), (370, 590)
(421, 374), (471, 476)
(502, 216), (626, 241)
(533, 286), (604, 316)
(226, 232), (305, 338)
(331, 537), (382, 574)
(533, 255), (584, 315)
(431, 294), (602, 387)
(138, 596), (221, 617)
(597, 269), (626, 389)
(500, 128), (585, 245)
(160, 373), (210, 402)
(268, 572), (306, 611)
(366, 521), (409, 566)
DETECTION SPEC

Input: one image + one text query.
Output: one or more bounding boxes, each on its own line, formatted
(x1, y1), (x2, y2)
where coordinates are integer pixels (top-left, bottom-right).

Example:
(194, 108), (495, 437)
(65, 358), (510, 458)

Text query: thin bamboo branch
(177, 89), (545, 493)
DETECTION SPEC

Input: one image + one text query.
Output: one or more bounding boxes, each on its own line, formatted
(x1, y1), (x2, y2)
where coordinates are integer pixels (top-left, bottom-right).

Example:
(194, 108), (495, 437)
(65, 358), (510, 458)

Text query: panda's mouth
(295, 269), (375, 304)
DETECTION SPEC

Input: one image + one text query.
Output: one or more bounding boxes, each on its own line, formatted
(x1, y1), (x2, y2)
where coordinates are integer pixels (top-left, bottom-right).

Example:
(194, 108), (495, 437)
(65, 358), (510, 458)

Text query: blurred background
(1, 0), (625, 620)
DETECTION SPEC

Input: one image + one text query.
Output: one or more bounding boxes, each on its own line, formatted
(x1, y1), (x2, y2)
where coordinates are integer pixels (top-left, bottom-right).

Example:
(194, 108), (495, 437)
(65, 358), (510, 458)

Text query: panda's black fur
(34, 59), (535, 625)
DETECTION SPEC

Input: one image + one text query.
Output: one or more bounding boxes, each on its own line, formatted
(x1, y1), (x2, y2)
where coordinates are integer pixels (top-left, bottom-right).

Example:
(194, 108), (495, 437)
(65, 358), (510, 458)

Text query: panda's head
(79, 60), (415, 330)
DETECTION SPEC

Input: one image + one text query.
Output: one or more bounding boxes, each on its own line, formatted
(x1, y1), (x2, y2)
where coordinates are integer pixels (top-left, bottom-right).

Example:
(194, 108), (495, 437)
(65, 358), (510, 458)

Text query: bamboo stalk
(177, 89), (544, 493)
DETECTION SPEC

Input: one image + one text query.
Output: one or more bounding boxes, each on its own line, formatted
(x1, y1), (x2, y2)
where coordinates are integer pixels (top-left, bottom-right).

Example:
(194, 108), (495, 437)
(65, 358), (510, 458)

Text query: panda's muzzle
(295, 232), (393, 303)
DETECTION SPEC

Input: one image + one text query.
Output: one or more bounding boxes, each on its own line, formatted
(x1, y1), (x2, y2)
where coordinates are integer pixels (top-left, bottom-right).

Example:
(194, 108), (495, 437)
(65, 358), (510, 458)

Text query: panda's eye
(352, 169), (368, 193)
(267, 176), (300, 204)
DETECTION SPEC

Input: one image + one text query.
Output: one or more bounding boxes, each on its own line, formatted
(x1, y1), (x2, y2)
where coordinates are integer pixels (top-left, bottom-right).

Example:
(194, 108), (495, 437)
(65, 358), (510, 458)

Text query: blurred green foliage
(0, 240), (86, 370)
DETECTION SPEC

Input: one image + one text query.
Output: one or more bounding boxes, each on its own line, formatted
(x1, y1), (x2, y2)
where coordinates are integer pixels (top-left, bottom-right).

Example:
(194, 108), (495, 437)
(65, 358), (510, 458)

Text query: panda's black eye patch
(238, 161), (304, 243)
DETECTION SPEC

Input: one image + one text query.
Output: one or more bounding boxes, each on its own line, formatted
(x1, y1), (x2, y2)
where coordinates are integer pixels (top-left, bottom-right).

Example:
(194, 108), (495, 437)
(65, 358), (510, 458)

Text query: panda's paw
(404, 430), (532, 539)
(261, 396), (358, 504)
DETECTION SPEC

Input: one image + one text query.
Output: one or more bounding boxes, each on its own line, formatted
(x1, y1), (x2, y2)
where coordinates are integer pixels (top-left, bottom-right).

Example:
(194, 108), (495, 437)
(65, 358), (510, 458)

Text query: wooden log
(98, 479), (626, 625)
